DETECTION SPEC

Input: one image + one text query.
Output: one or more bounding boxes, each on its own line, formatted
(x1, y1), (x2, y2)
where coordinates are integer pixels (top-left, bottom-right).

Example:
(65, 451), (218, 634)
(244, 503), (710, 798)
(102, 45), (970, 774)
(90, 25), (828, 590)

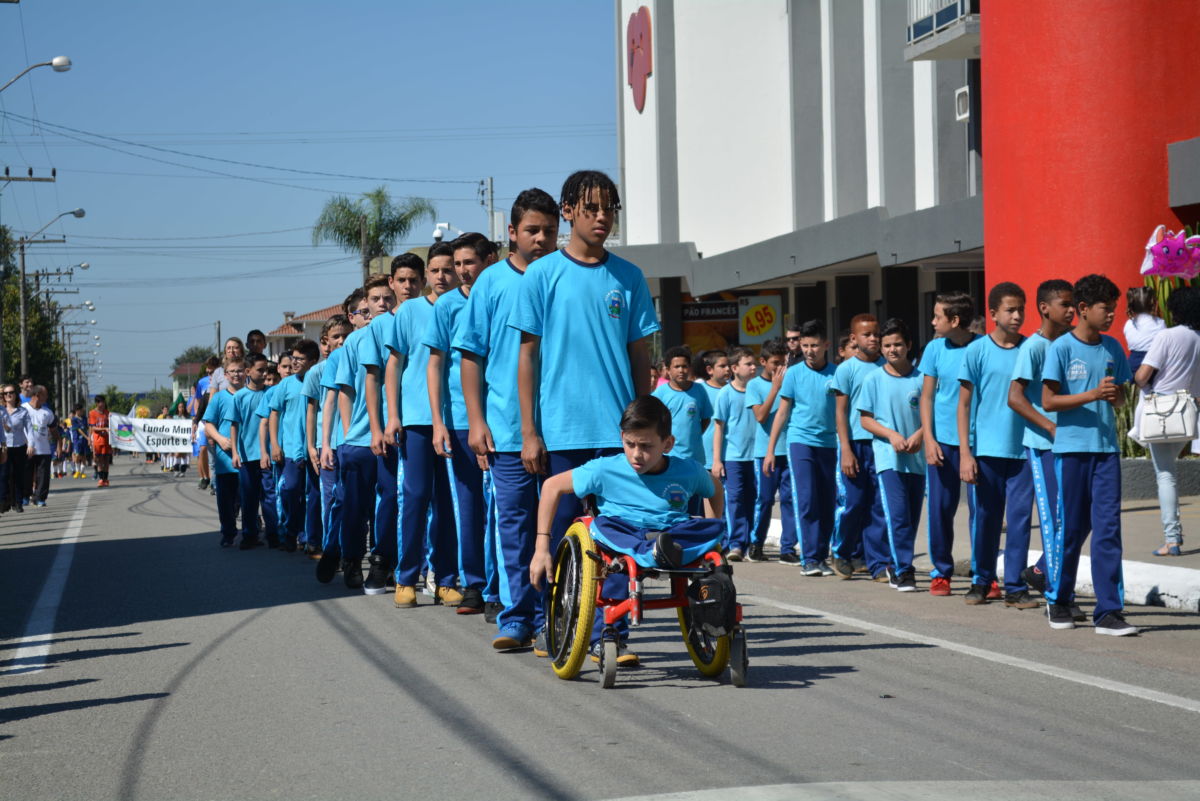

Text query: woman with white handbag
(1133, 287), (1200, 557)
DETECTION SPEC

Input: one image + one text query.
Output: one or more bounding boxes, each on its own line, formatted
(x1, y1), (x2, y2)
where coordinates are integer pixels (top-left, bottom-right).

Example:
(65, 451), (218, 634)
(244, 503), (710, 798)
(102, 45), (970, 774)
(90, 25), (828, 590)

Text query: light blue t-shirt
(712, 383), (755, 462)
(202, 389), (237, 475)
(268, 373), (310, 459)
(360, 311), (394, 424)
(334, 328), (372, 447)
(302, 360), (327, 450)
(508, 249), (660, 451)
(454, 259), (524, 452)
(780, 360), (838, 449)
(423, 287), (470, 430)
(858, 366), (924, 475)
(832, 355), (886, 441)
(1011, 333), (1056, 451)
(392, 294), (438, 427)
(697, 382), (722, 469)
(224, 386), (265, 462)
(958, 334), (1026, 460)
(255, 385), (277, 423)
(917, 333), (978, 447)
(651, 382), (713, 465)
(572, 453), (715, 531)
(744, 375), (787, 458)
(320, 347), (348, 448)
(1042, 332), (1131, 454)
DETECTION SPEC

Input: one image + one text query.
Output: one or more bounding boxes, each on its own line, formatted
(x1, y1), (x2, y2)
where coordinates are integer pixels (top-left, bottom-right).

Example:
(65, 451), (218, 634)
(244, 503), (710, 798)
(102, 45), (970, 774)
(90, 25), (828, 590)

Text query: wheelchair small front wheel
(677, 605), (731, 678)
(599, 639), (618, 689)
(729, 626), (748, 687)
(547, 522), (598, 680)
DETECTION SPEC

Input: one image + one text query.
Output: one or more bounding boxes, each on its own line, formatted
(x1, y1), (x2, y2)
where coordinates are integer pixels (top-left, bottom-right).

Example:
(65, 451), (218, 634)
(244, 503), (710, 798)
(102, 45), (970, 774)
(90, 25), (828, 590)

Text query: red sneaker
(930, 576), (951, 596)
(987, 580), (1003, 600)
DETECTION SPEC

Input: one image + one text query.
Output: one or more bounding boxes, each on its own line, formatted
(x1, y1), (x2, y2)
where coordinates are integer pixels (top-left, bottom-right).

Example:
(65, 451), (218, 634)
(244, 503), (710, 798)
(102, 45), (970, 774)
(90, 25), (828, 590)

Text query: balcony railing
(907, 0), (978, 45)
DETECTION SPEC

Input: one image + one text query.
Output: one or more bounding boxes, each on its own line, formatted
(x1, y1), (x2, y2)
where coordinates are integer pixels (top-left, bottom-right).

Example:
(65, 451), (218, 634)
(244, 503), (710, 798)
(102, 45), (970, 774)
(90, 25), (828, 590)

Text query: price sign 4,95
(737, 295), (782, 344)
(741, 304), (776, 337)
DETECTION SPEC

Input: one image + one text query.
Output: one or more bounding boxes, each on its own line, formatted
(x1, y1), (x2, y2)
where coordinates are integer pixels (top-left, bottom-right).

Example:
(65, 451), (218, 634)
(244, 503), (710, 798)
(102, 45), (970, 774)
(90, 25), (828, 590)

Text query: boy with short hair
(1008, 280), (1075, 604)
(1041, 274), (1135, 635)
(918, 291), (979, 596)
(271, 339), (321, 553)
(456, 187), (561, 646)
(766, 320), (837, 573)
(529, 395), (725, 635)
(831, 314), (887, 580)
(227, 353), (273, 549)
(335, 277), (396, 590)
(510, 170), (659, 660)
(426, 232), (498, 615)
(744, 338), (793, 563)
(711, 347), (757, 560)
(651, 345), (713, 474)
(858, 318), (924, 592)
(255, 355), (290, 543)
(958, 282), (1036, 608)
(88, 395), (112, 488)
(692, 348), (729, 478)
(305, 315), (352, 564)
(315, 293), (371, 583)
(389, 244), (461, 607)
(203, 356), (245, 547)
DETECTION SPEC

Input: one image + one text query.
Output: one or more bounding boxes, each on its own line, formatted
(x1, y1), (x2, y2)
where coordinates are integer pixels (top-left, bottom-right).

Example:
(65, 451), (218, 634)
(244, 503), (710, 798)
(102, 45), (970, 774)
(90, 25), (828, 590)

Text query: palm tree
(312, 186), (436, 280)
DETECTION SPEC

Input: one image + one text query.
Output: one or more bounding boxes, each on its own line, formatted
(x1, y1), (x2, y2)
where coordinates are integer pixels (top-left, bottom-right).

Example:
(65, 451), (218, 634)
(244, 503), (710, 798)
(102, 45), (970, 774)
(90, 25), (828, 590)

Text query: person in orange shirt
(88, 395), (112, 488)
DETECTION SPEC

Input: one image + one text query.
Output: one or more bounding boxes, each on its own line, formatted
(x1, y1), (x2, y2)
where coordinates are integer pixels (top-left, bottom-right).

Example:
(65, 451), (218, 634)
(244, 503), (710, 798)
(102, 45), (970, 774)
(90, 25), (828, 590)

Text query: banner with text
(109, 414), (193, 453)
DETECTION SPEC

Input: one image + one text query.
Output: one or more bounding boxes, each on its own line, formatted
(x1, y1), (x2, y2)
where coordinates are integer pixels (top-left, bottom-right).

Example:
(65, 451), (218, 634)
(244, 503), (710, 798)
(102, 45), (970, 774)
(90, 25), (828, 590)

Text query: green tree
(0, 225), (65, 387)
(97, 384), (134, 414)
(172, 344), (216, 371)
(312, 186), (435, 280)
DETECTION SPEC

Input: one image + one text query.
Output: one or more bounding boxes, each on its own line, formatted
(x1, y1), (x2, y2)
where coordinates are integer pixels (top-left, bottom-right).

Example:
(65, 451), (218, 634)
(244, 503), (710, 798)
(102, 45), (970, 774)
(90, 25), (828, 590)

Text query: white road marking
(742, 593), (1200, 715)
(607, 780), (1200, 801)
(4, 491), (93, 675)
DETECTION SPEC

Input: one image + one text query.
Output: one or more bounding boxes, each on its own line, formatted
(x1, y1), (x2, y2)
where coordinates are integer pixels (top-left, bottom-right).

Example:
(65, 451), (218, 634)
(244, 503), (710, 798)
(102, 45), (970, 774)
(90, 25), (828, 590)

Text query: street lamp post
(0, 56), (71, 94)
(16, 208), (85, 377)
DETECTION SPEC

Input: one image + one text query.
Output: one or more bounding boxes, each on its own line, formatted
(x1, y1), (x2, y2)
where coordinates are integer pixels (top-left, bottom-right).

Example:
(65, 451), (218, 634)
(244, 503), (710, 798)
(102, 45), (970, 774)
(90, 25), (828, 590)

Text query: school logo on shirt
(907, 390), (920, 409)
(1104, 357), (1115, 378)
(605, 289), (626, 320)
(662, 483), (688, 511)
(824, 379), (836, 396)
(1066, 358), (1088, 382)
(685, 402), (697, 418)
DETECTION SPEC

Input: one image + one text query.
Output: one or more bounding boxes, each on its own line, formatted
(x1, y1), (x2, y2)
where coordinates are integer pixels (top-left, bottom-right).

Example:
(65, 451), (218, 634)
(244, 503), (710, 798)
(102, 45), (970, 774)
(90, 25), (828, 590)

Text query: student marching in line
(509, 170), (659, 663)
(744, 338), (793, 563)
(917, 291), (979, 596)
(858, 318), (924, 592)
(1041, 274), (1136, 636)
(651, 345), (713, 483)
(316, 291), (371, 584)
(305, 315), (352, 567)
(227, 353), (273, 549)
(389, 243), (461, 607)
(1008, 279), (1079, 618)
(427, 232), (498, 615)
(456, 188), (561, 647)
(692, 348), (730, 486)
(957, 283), (1037, 608)
(334, 276), (396, 589)
(711, 346), (758, 561)
(203, 355), (246, 547)
(766, 320), (837, 573)
(271, 339), (321, 553)
(831, 315), (887, 580)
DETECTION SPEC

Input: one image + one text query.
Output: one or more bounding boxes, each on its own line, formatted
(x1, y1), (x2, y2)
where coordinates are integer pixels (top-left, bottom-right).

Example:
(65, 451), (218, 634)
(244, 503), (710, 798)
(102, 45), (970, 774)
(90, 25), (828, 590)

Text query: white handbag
(1137, 389), (1199, 444)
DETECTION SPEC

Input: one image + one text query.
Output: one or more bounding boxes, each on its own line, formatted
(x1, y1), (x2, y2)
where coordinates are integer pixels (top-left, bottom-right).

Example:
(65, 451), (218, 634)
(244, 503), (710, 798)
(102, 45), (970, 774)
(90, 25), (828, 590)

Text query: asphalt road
(3, 460), (1200, 801)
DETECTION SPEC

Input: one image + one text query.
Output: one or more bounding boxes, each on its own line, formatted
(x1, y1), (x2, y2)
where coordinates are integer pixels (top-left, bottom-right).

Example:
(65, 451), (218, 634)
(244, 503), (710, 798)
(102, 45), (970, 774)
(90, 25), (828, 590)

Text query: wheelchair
(545, 515), (749, 689)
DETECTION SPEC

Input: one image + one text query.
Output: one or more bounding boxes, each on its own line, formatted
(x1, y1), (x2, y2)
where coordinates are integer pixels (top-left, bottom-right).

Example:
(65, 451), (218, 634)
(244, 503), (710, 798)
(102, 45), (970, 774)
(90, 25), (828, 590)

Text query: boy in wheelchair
(530, 396), (728, 661)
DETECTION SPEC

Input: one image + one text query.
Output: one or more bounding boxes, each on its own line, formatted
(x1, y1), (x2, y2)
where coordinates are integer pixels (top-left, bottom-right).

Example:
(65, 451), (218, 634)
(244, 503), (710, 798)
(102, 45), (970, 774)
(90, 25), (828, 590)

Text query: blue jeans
(1148, 441), (1183, 545)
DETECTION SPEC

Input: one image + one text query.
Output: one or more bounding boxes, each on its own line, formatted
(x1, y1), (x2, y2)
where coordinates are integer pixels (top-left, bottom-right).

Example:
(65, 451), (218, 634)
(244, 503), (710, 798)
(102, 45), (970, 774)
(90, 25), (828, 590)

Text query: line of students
(704, 274), (1135, 636)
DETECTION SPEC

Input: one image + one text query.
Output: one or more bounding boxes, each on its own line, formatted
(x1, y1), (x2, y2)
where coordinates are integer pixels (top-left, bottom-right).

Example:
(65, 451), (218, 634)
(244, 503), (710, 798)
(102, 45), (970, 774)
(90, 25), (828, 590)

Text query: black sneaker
(283, 537), (298, 553)
(964, 584), (990, 605)
(851, 558), (868, 574)
(316, 549), (340, 584)
(343, 559), (364, 590)
(652, 531), (684, 568)
(198, 478), (209, 490)
(886, 566), (901, 588)
(1070, 604), (1087, 622)
(1094, 611), (1138, 636)
(801, 560), (823, 576)
(363, 555), (390, 596)
(457, 586), (485, 615)
(483, 601), (503, 624)
(895, 570), (917, 593)
(1046, 603), (1075, 630)
(831, 557), (854, 579)
(747, 544), (767, 562)
(238, 536), (260, 551)
(266, 537), (280, 550)
(1004, 590), (1041, 609)
(1021, 565), (1046, 594)
(779, 553), (801, 566)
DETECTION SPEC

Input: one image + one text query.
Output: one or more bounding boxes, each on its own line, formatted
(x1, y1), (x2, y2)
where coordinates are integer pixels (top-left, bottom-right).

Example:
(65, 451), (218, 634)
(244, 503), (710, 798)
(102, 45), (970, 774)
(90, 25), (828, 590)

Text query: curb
(762, 523), (1200, 612)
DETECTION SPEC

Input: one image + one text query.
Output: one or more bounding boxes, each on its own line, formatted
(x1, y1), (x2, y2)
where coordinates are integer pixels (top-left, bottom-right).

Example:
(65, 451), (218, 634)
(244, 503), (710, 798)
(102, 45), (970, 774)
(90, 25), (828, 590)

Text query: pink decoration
(1140, 224), (1200, 278)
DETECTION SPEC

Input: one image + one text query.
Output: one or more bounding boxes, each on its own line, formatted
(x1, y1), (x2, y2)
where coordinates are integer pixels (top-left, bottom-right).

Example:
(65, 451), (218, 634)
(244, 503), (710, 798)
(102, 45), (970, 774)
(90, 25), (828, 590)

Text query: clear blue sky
(0, 1), (617, 391)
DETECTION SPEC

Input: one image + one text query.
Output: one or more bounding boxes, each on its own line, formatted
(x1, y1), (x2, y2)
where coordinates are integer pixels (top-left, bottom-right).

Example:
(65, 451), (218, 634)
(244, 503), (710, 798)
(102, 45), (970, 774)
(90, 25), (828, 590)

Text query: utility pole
(360, 214), (369, 282)
(0, 169), (58, 380)
(17, 235), (66, 376)
(479, 178), (495, 241)
(215, 321), (221, 353)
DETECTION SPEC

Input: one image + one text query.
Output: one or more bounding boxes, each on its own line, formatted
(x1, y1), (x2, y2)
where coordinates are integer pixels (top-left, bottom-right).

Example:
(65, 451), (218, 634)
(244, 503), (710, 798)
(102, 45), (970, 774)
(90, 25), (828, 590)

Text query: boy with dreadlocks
(509, 170), (660, 664)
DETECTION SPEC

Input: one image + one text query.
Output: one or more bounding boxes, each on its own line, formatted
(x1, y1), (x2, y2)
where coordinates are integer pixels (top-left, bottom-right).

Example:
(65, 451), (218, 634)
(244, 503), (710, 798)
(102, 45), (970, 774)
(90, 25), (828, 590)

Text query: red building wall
(982, 0), (1200, 340)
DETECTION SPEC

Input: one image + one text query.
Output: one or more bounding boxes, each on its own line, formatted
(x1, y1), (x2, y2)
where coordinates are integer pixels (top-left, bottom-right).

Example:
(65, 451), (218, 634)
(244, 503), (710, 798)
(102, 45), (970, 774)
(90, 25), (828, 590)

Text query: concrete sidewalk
(763, 494), (1200, 612)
